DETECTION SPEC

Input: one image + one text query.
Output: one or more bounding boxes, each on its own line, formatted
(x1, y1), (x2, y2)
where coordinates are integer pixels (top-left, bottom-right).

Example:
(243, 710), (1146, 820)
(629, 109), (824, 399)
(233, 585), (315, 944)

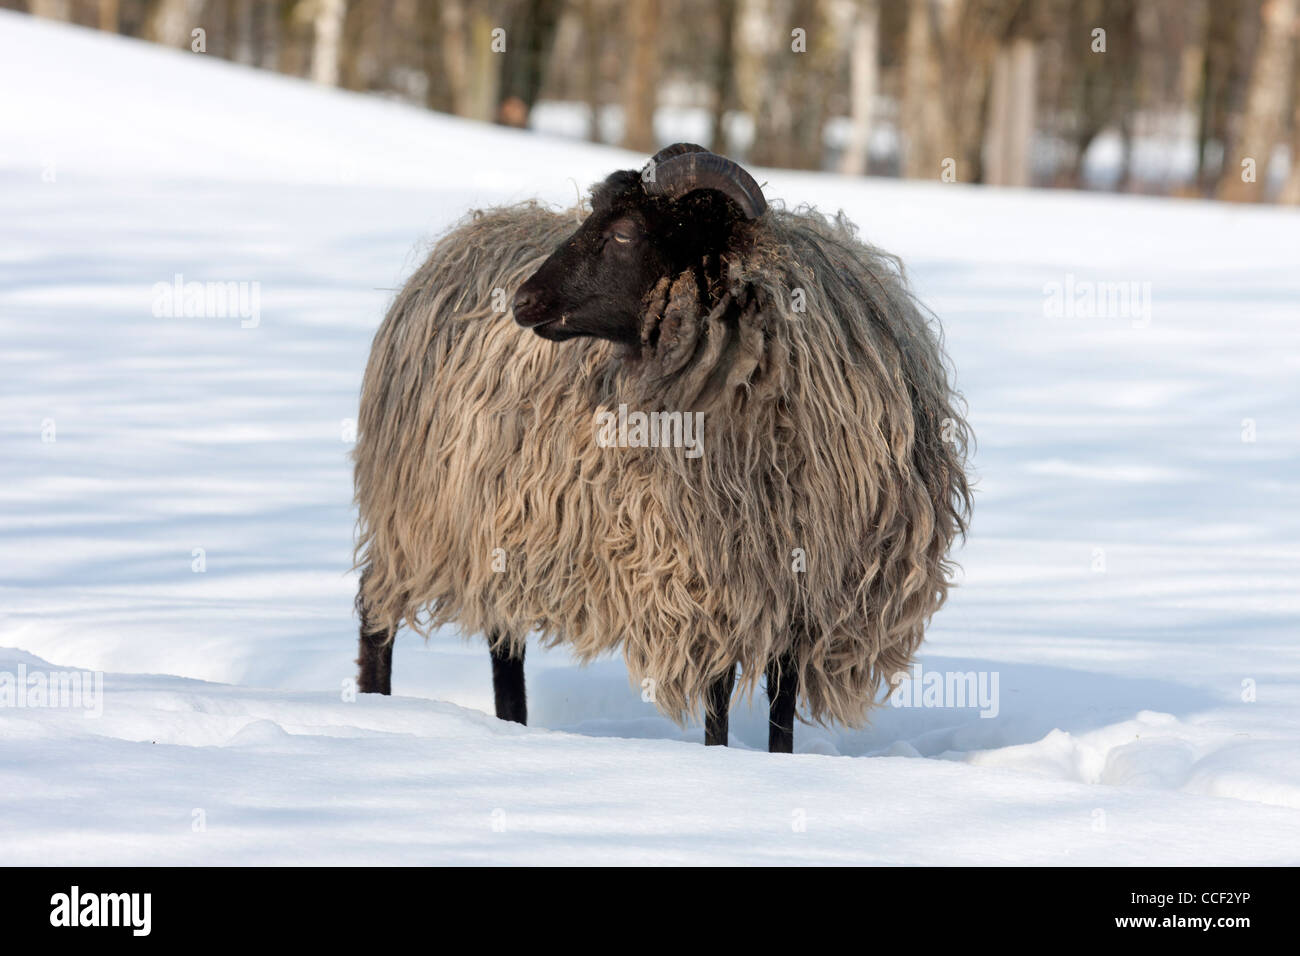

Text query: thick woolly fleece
(354, 200), (971, 727)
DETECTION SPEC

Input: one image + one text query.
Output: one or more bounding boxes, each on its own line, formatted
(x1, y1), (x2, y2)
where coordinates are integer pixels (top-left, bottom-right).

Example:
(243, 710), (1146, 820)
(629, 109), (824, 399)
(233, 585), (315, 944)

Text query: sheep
(353, 144), (971, 753)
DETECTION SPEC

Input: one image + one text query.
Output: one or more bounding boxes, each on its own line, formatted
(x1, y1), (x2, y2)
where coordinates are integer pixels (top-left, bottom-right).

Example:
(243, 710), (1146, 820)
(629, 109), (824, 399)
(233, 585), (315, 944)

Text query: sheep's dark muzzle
(512, 285), (549, 328)
(514, 284), (587, 341)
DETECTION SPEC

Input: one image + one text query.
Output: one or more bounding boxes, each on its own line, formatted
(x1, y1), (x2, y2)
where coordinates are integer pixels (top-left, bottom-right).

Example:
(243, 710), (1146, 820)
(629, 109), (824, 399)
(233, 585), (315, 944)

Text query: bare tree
(338, 0), (376, 91)
(710, 0), (740, 154)
(749, 0), (841, 170)
(430, 0), (508, 121)
(1281, 40), (1300, 202)
(621, 0), (661, 151)
(27, 0), (70, 20)
(1195, 0), (1253, 193)
(144, 0), (202, 47)
(1048, 0), (1137, 189)
(839, 0), (880, 175)
(310, 0), (347, 86)
(436, 0), (472, 111)
(984, 34), (1036, 186)
(225, 0), (254, 64)
(902, 0), (1025, 183)
(100, 0), (120, 32)
(734, 0), (777, 162)
(903, 0), (938, 177)
(467, 5), (503, 121)
(1218, 0), (1297, 200)
(497, 0), (564, 126)
(581, 0), (605, 141)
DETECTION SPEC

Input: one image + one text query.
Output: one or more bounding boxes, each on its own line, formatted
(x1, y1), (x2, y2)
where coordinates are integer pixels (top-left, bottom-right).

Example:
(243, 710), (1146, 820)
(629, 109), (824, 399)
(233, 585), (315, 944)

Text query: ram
(354, 144), (971, 753)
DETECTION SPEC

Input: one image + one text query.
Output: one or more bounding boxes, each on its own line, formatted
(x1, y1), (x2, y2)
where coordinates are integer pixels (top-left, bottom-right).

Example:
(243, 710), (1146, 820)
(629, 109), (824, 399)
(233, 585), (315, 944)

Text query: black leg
(766, 653), (797, 753)
(490, 636), (527, 724)
(356, 569), (393, 695)
(704, 664), (736, 746)
(357, 629), (393, 694)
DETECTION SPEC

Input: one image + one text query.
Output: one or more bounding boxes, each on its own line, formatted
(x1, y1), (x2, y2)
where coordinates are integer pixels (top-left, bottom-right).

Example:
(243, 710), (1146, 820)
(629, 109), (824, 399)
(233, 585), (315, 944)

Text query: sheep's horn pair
(643, 143), (766, 219)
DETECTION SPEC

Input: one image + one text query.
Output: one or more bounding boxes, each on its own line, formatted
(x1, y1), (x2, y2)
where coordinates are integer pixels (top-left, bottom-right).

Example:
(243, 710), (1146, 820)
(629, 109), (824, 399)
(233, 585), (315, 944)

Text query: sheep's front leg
(766, 653), (797, 754)
(357, 628), (393, 695)
(356, 568), (393, 695)
(490, 636), (527, 725)
(704, 664), (736, 746)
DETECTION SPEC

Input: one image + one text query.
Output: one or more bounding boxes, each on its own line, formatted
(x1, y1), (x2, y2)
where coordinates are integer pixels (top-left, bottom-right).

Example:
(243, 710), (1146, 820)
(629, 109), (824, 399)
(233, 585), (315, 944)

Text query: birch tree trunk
(839, 0), (879, 175)
(902, 0), (950, 179)
(1218, 0), (1297, 201)
(310, 0), (346, 86)
(984, 37), (1037, 186)
(28, 1), (70, 21)
(438, 0), (471, 115)
(468, 11), (501, 122)
(736, 0), (779, 163)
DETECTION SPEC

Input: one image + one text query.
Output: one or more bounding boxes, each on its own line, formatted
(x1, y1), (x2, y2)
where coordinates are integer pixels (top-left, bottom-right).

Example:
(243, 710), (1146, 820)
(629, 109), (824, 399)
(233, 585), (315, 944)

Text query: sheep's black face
(513, 170), (737, 348)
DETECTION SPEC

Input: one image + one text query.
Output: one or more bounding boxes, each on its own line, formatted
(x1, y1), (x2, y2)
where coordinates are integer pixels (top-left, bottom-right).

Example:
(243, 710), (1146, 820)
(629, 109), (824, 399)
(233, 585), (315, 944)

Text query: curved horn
(647, 142), (709, 166)
(640, 143), (708, 187)
(643, 151), (767, 219)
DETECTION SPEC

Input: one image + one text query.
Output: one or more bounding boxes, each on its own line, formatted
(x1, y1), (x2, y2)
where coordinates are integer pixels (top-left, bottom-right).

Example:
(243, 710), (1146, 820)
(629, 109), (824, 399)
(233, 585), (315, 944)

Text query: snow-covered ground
(3, 12), (1299, 864)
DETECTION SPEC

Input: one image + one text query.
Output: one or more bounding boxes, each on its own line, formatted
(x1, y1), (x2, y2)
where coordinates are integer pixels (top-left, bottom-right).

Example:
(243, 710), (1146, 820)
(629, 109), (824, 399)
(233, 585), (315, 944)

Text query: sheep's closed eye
(606, 219), (639, 245)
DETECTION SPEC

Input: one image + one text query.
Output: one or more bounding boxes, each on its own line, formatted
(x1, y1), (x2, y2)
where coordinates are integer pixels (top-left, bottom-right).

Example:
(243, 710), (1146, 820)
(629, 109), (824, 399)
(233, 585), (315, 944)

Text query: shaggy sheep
(354, 144), (971, 752)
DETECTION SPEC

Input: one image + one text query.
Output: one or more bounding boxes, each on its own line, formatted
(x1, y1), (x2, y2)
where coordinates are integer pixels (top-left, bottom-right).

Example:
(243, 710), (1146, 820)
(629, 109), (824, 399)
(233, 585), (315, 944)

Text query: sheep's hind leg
(490, 635), (527, 725)
(766, 653), (797, 754)
(704, 664), (736, 747)
(355, 568), (394, 695)
(357, 627), (394, 694)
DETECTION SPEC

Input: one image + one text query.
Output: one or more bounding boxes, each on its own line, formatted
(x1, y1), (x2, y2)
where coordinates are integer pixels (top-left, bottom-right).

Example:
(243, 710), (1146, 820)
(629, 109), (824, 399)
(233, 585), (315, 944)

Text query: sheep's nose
(513, 287), (542, 326)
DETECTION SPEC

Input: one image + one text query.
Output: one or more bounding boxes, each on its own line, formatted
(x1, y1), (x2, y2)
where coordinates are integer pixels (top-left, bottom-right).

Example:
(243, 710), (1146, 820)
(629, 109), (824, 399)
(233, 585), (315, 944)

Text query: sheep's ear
(643, 152), (766, 219)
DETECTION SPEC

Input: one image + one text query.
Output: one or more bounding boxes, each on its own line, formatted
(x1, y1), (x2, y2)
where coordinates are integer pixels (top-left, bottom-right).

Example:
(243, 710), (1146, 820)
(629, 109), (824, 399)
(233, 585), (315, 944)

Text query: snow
(3, 11), (1300, 864)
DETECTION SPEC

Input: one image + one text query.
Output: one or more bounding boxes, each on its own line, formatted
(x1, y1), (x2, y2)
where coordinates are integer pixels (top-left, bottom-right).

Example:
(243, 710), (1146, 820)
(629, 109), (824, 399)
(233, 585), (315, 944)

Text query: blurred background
(9, 0), (1300, 201)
